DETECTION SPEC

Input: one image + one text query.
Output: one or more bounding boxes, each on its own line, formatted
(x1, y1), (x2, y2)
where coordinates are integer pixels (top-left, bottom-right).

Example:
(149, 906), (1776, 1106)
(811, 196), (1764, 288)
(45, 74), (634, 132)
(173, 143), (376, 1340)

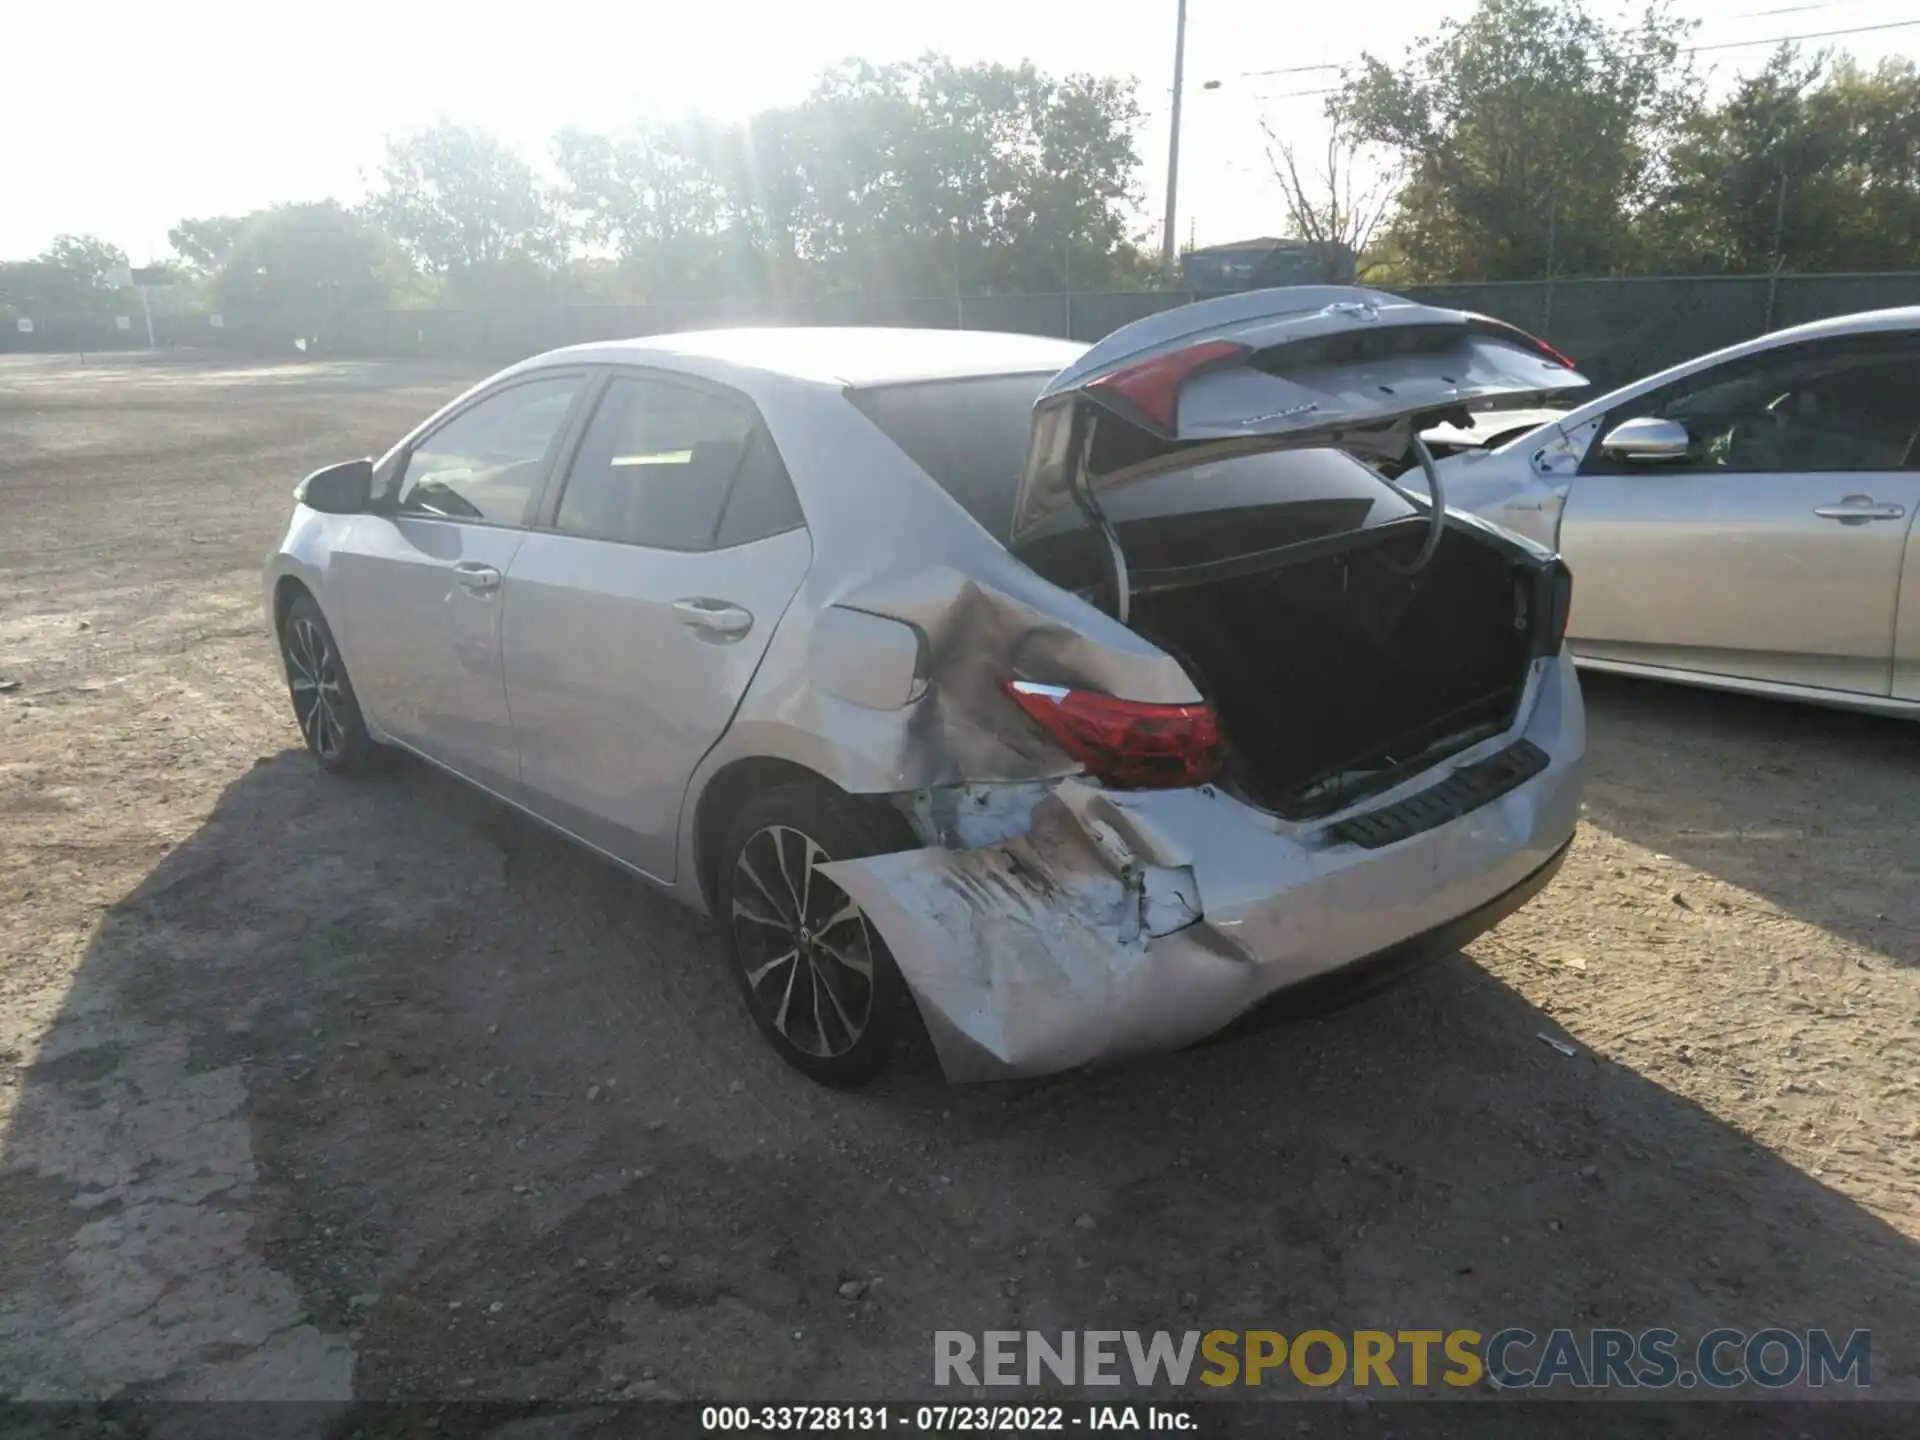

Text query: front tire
(716, 781), (917, 1087)
(279, 593), (380, 775)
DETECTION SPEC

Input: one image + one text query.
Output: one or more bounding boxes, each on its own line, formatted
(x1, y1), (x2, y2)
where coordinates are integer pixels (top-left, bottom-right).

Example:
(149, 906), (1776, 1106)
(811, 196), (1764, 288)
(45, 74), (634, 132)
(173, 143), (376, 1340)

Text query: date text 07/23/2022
(702, 1404), (1195, 1432)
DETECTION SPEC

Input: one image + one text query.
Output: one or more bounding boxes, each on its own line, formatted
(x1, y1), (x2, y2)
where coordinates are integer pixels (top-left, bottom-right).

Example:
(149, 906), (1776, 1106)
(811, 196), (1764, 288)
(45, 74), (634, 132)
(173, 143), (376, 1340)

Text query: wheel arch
(691, 756), (834, 911)
(272, 573), (314, 633)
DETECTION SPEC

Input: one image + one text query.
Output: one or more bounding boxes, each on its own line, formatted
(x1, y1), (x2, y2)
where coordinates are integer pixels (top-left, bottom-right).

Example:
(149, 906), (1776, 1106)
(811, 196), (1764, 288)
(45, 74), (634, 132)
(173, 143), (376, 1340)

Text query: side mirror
(1598, 416), (1691, 464)
(296, 458), (374, 514)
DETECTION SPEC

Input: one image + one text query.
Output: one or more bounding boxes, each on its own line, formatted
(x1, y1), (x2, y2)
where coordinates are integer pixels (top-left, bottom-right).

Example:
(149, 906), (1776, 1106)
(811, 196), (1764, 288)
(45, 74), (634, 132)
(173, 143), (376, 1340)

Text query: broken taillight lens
(1086, 339), (1249, 434)
(1006, 680), (1223, 789)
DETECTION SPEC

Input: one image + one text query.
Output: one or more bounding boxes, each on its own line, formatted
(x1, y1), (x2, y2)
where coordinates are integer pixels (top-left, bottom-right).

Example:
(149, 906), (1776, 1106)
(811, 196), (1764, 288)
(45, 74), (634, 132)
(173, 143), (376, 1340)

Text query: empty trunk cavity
(1131, 526), (1535, 818)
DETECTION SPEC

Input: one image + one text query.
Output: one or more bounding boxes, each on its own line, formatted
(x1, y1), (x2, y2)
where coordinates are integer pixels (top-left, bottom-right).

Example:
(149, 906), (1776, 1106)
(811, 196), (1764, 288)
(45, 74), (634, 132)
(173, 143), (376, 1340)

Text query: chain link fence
(9, 273), (1920, 390)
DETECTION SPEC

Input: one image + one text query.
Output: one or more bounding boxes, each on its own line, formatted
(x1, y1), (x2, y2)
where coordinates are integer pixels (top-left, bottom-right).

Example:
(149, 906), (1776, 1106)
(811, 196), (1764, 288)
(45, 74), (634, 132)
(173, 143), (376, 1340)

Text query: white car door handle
(673, 598), (754, 638)
(1813, 496), (1906, 524)
(453, 562), (502, 592)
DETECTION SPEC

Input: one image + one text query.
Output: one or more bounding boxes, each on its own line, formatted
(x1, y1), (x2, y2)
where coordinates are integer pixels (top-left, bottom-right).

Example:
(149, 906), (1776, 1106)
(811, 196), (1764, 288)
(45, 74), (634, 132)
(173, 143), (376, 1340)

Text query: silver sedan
(1433, 307), (1920, 718)
(264, 286), (1589, 1086)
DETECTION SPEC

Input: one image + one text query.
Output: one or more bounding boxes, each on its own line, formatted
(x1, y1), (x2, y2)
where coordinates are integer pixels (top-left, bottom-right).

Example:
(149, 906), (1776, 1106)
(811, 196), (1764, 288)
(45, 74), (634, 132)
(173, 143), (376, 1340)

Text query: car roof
(1557, 305), (1920, 425)
(1762, 304), (1920, 342)
(530, 327), (1090, 388)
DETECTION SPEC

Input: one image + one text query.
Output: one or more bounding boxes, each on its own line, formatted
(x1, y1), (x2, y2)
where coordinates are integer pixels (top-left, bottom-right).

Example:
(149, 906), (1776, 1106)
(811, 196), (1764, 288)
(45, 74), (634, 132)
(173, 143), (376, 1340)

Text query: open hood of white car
(1010, 285), (1589, 546)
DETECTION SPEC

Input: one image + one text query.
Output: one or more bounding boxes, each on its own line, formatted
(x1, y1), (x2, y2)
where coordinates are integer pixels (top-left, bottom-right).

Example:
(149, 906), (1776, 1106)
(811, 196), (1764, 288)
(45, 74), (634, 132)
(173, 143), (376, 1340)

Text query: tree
(1638, 46), (1837, 273)
(553, 116), (738, 299)
(212, 202), (396, 317)
(1804, 55), (1920, 270)
(553, 55), (1150, 303)
(367, 122), (564, 294)
(782, 56), (1147, 296)
(0, 235), (129, 317)
(1260, 122), (1397, 279)
(1011, 70), (1149, 290)
(1637, 47), (1920, 274)
(167, 216), (248, 275)
(1336, 0), (1697, 281)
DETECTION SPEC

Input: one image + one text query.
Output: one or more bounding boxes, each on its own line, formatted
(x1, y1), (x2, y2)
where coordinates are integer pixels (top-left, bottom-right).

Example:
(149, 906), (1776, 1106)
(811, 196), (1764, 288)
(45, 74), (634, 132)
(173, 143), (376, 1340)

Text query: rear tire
(716, 781), (917, 1087)
(279, 593), (381, 776)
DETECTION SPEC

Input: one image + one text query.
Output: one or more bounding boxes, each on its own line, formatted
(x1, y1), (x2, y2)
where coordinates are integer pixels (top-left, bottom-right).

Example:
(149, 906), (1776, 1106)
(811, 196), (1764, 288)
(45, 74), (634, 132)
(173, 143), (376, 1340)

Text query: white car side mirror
(1598, 416), (1691, 463)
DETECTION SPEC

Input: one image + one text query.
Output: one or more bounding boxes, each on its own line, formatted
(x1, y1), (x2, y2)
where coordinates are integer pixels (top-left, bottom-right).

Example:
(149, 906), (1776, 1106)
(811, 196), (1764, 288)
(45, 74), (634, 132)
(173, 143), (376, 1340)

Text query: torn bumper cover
(820, 653), (1585, 1082)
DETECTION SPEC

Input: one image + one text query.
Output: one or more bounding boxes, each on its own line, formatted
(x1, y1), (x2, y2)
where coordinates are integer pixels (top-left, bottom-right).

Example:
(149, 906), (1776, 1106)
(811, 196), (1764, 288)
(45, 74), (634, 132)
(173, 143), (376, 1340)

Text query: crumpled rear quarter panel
(822, 655), (1586, 1082)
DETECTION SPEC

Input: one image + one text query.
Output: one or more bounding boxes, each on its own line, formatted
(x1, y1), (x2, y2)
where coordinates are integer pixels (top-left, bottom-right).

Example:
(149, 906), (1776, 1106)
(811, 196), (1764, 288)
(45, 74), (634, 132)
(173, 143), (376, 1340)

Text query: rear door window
(846, 373), (1053, 541)
(554, 375), (802, 550)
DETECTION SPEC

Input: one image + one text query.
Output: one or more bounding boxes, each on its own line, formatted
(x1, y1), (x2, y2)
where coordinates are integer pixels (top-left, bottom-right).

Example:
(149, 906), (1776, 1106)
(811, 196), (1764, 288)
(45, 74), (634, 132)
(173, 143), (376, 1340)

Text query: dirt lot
(2, 354), (1919, 1428)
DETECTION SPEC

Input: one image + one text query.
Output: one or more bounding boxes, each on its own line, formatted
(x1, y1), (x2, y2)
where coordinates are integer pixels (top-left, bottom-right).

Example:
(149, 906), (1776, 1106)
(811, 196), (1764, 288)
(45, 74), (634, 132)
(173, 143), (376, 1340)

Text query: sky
(4, 0), (1917, 266)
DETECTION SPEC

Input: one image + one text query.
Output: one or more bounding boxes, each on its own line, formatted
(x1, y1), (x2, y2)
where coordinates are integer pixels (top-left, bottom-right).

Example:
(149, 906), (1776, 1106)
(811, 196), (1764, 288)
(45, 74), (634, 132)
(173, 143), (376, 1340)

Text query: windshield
(846, 372), (1053, 542)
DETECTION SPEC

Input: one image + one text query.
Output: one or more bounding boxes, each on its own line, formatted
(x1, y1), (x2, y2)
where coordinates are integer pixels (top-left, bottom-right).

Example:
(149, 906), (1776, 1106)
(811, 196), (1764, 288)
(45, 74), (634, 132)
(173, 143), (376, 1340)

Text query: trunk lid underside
(1010, 284), (1589, 548)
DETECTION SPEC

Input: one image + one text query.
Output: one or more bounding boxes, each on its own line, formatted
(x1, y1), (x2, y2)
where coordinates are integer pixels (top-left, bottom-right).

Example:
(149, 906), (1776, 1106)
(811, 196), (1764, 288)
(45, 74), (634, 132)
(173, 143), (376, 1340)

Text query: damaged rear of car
(793, 287), (1591, 1082)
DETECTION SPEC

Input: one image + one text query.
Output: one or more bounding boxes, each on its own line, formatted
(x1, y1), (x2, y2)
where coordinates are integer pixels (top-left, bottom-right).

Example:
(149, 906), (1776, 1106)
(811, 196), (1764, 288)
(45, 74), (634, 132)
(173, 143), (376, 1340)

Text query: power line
(1230, 62), (1342, 79)
(1212, 4), (1910, 88)
(1212, 11), (1920, 111)
(1234, 16), (1920, 100)
(1247, 87), (1341, 102)
(1687, 17), (1920, 53)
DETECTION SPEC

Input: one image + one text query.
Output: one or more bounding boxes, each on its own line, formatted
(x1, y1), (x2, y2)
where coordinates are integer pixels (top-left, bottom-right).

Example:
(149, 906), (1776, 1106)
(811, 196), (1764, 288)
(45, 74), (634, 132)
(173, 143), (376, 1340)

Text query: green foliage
(549, 56), (1150, 302)
(1337, 0), (1920, 281)
(211, 202), (400, 317)
(166, 216), (248, 275)
(1337, 0), (1698, 281)
(1643, 49), (1920, 274)
(17, 28), (1894, 320)
(0, 235), (131, 316)
(366, 121), (566, 293)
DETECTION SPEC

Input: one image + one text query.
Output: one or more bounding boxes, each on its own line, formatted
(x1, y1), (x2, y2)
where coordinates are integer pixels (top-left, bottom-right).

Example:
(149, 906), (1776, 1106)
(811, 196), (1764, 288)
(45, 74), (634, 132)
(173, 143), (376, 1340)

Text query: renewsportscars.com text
(934, 1328), (1871, 1391)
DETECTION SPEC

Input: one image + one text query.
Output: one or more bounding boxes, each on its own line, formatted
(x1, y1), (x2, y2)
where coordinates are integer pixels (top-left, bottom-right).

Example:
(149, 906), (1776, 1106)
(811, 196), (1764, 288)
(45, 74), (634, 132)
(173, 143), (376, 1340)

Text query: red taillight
(1086, 339), (1249, 434)
(1006, 680), (1223, 789)
(1467, 312), (1576, 371)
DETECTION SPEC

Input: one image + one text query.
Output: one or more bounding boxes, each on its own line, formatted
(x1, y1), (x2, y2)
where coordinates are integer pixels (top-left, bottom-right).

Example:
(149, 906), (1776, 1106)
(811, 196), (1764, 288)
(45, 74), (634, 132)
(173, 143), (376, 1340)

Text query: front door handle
(452, 562), (502, 593)
(1813, 495), (1906, 525)
(673, 598), (754, 639)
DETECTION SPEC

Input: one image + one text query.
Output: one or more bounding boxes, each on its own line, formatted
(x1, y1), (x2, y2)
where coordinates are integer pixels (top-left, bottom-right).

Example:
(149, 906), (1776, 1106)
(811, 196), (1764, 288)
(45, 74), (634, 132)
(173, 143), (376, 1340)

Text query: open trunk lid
(1011, 285), (1589, 547)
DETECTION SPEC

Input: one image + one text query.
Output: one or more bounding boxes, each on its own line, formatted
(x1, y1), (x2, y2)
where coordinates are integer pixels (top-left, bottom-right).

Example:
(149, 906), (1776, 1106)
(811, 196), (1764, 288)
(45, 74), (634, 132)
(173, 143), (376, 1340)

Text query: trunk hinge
(1070, 414), (1131, 625)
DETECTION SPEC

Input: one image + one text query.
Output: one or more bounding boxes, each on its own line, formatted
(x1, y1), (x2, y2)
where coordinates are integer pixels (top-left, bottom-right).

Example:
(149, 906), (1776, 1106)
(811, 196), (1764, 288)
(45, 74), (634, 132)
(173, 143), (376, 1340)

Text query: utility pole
(1770, 162), (1790, 270)
(1542, 193), (1558, 338)
(1160, 0), (1189, 273)
(1765, 162), (1790, 331)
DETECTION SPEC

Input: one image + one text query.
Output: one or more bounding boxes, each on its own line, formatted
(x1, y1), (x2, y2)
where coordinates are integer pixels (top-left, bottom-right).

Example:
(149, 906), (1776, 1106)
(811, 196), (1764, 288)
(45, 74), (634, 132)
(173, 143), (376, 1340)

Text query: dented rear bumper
(820, 652), (1585, 1082)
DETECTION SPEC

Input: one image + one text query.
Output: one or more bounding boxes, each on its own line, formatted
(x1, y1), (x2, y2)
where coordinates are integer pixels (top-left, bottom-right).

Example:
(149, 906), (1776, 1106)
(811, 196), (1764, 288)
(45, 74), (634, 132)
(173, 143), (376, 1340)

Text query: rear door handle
(673, 598), (754, 639)
(1813, 496), (1906, 524)
(452, 562), (502, 593)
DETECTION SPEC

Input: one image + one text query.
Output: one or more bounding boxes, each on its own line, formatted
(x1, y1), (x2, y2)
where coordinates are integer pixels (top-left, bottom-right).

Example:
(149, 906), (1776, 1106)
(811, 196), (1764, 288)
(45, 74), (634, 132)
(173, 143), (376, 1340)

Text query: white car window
(397, 376), (585, 524)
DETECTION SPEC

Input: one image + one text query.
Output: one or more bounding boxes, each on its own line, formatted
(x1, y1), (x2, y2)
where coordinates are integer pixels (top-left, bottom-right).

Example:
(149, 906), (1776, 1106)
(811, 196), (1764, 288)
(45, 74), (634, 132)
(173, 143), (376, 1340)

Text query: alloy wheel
(284, 616), (346, 761)
(730, 824), (877, 1058)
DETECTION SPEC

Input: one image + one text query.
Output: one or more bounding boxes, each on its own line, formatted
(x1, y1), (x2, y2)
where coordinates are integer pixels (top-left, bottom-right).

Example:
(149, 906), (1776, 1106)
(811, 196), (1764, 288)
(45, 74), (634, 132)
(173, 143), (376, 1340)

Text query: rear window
(846, 373), (1053, 542)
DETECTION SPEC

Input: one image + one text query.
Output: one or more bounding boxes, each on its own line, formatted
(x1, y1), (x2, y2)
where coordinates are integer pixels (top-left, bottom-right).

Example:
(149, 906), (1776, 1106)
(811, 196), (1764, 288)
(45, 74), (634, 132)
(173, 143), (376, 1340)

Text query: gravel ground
(2, 354), (1917, 1432)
